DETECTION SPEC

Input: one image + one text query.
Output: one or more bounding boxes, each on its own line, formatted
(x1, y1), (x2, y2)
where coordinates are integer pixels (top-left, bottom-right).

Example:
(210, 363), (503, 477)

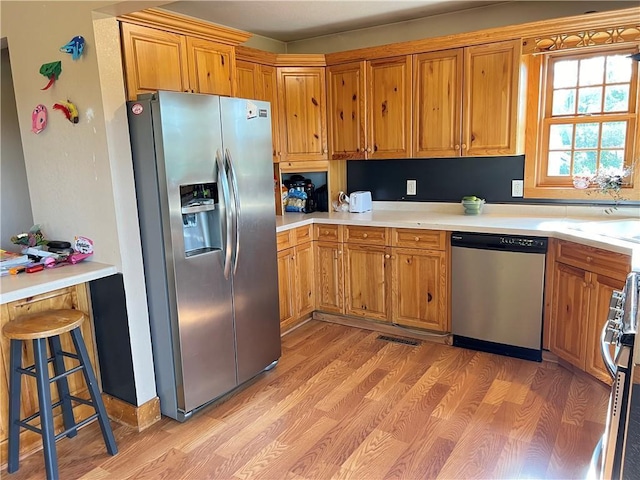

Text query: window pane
(601, 121), (627, 148)
(554, 60), (578, 88)
(577, 87), (603, 114)
(548, 151), (571, 176)
(575, 123), (600, 149)
(604, 85), (630, 112)
(600, 150), (625, 171)
(552, 89), (576, 115)
(573, 151), (597, 175)
(579, 56), (605, 86)
(606, 54), (632, 83)
(549, 124), (574, 149)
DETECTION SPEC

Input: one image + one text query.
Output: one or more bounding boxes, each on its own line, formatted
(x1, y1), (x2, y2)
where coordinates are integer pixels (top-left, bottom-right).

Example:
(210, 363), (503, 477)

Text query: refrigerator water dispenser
(180, 183), (221, 256)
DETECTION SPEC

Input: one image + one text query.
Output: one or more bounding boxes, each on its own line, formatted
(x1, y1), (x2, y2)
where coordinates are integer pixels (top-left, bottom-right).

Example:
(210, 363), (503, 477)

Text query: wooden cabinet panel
(235, 60), (260, 99)
(327, 62), (366, 160)
(550, 262), (589, 368)
(258, 65), (281, 162)
(392, 248), (448, 332)
(294, 225), (313, 244)
(277, 248), (297, 332)
(315, 242), (344, 314)
(464, 39), (521, 156)
(413, 49), (463, 158)
(314, 224), (343, 243)
(344, 244), (390, 321)
(121, 22), (189, 101)
(344, 226), (389, 245)
(585, 274), (623, 385)
(392, 228), (446, 250)
(556, 240), (630, 281)
(277, 230), (293, 251)
(295, 242), (315, 319)
(186, 37), (234, 96)
(367, 56), (412, 159)
(1, 285), (98, 461)
(277, 67), (327, 161)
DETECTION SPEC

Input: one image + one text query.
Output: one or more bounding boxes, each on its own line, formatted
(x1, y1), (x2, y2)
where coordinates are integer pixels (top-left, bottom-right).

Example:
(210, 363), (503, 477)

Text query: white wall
(1, 47), (34, 251)
(1, 1), (156, 406)
(286, 1), (637, 53)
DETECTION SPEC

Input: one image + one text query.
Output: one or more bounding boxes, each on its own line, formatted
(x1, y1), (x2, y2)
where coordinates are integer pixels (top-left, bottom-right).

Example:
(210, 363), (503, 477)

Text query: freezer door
(220, 96), (281, 383)
(155, 91), (237, 414)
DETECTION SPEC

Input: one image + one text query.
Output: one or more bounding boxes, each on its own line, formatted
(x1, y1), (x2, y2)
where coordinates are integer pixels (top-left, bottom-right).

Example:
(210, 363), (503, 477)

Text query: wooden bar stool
(3, 309), (117, 480)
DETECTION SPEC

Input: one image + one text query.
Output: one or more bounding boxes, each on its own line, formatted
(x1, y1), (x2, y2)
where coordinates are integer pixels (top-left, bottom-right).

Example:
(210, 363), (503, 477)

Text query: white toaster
(349, 191), (372, 213)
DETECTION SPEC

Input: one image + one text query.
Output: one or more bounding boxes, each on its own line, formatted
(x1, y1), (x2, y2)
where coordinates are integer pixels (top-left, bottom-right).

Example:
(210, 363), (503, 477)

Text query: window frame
(524, 44), (640, 200)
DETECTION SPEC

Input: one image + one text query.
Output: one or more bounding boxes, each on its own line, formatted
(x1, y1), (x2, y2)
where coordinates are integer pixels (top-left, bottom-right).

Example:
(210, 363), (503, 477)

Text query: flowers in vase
(573, 163), (635, 213)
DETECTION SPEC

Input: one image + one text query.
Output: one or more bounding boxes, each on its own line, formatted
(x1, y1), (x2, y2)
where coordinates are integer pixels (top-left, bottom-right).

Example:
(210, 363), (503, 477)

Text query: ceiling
(160, 1), (507, 43)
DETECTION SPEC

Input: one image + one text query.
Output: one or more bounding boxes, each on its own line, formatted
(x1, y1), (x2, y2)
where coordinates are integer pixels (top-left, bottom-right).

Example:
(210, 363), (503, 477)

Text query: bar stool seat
(3, 309), (117, 480)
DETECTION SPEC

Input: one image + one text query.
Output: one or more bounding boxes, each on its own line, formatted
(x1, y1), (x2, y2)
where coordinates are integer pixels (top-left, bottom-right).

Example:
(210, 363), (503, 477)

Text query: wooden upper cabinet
(413, 49), (463, 158)
(464, 39), (521, 156)
(121, 22), (189, 100)
(327, 62), (366, 160)
(186, 37), (235, 96)
(277, 67), (328, 161)
(367, 56), (412, 159)
(235, 60), (261, 98)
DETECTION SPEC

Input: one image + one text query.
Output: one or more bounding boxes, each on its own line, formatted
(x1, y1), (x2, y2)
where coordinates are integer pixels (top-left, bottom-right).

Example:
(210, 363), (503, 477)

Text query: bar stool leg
(33, 338), (59, 480)
(48, 335), (77, 438)
(70, 328), (118, 455)
(7, 339), (23, 473)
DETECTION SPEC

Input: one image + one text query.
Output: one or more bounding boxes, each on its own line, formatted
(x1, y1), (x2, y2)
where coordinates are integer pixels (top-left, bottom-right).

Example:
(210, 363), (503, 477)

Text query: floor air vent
(377, 335), (420, 346)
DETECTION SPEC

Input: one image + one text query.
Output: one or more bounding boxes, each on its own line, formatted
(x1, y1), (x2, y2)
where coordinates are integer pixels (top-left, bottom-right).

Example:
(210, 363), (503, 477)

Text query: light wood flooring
(3, 320), (609, 479)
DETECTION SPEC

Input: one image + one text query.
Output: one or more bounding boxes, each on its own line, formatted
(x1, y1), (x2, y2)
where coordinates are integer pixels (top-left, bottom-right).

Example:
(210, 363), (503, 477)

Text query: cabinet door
(344, 244), (390, 321)
(327, 62), (366, 160)
(392, 248), (448, 332)
(550, 262), (589, 368)
(585, 274), (624, 385)
(367, 56), (412, 159)
(315, 241), (344, 314)
(463, 39), (521, 156)
(295, 242), (316, 318)
(120, 22), (189, 101)
(235, 60), (260, 99)
(413, 49), (463, 158)
(277, 248), (296, 333)
(258, 65), (281, 163)
(186, 37), (234, 96)
(277, 67), (327, 161)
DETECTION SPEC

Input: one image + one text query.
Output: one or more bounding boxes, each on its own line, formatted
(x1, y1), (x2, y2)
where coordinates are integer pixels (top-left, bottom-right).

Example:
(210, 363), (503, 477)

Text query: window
(533, 46), (638, 190)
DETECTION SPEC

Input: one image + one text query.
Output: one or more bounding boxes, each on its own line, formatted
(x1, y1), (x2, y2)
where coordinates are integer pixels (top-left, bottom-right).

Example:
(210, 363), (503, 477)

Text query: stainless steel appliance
(127, 91), (281, 421)
(590, 271), (638, 480)
(451, 232), (547, 362)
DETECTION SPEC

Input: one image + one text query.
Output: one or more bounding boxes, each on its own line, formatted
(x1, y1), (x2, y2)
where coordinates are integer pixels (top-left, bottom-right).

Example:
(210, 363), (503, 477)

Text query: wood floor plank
(1, 321), (608, 480)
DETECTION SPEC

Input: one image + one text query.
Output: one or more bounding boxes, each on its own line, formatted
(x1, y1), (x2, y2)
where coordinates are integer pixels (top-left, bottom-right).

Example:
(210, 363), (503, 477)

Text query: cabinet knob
(323, 148), (328, 154)
(414, 236), (420, 242)
(385, 254), (390, 259)
(455, 144), (460, 150)
(363, 233), (368, 238)
(586, 256), (593, 262)
(461, 143), (468, 150)
(338, 250), (342, 255)
(366, 147), (372, 153)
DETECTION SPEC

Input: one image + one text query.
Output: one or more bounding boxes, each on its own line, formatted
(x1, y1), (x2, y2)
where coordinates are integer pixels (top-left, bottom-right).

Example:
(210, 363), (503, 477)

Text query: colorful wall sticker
(39, 61), (62, 90)
(60, 35), (85, 60)
(53, 100), (79, 124)
(31, 104), (48, 134)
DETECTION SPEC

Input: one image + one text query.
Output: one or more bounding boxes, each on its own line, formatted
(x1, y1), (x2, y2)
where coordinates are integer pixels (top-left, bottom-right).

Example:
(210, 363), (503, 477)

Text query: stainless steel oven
(590, 271), (638, 480)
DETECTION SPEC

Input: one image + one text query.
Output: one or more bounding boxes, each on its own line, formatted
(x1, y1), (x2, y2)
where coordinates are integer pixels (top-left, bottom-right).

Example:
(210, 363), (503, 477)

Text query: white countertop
(0, 261), (117, 304)
(276, 202), (640, 269)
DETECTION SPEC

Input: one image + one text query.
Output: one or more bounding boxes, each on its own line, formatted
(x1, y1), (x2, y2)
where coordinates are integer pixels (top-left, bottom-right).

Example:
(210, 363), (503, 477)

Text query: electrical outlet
(512, 180), (524, 197)
(407, 179), (417, 195)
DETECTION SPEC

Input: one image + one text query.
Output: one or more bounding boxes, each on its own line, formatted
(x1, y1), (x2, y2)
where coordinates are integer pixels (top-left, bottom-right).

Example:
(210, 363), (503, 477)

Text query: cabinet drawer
(392, 229), (446, 250)
(556, 240), (630, 280)
(294, 225), (313, 244)
(344, 226), (389, 245)
(277, 230), (294, 251)
(315, 224), (342, 242)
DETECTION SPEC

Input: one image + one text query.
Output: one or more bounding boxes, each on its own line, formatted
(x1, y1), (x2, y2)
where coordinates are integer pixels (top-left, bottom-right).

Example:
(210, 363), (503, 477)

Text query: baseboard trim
(103, 394), (161, 432)
(313, 312), (452, 345)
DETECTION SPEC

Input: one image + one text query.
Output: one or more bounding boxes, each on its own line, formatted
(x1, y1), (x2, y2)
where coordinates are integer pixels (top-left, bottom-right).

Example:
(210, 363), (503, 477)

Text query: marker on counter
(26, 264), (44, 273)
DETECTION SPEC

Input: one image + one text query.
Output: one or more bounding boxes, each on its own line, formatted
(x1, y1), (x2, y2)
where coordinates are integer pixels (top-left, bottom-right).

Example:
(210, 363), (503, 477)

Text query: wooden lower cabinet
(315, 241), (344, 314)
(276, 241), (315, 333)
(344, 243), (390, 321)
(0, 285), (99, 464)
(391, 247), (448, 332)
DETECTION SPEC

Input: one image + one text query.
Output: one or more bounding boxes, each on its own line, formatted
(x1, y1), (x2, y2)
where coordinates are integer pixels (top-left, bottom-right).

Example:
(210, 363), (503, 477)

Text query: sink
(568, 219), (640, 244)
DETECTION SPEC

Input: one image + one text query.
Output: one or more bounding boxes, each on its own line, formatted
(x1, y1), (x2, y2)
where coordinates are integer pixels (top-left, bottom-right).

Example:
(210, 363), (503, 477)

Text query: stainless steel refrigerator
(127, 91), (281, 421)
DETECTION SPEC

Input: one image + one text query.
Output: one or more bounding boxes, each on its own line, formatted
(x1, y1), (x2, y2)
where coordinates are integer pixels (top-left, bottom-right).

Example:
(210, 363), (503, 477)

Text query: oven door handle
(600, 321), (616, 380)
(588, 435), (604, 480)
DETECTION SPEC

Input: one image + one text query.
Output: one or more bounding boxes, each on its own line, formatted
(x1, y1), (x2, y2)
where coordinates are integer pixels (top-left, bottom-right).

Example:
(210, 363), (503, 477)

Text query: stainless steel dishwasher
(451, 232), (548, 362)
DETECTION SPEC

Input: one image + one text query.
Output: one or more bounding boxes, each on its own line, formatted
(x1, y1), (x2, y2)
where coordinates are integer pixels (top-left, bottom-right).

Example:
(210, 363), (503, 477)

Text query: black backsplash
(347, 156), (527, 203)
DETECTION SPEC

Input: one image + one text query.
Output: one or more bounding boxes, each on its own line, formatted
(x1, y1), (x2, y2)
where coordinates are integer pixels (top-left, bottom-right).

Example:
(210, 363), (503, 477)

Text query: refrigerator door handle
(601, 321), (617, 379)
(216, 150), (233, 280)
(226, 148), (241, 275)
